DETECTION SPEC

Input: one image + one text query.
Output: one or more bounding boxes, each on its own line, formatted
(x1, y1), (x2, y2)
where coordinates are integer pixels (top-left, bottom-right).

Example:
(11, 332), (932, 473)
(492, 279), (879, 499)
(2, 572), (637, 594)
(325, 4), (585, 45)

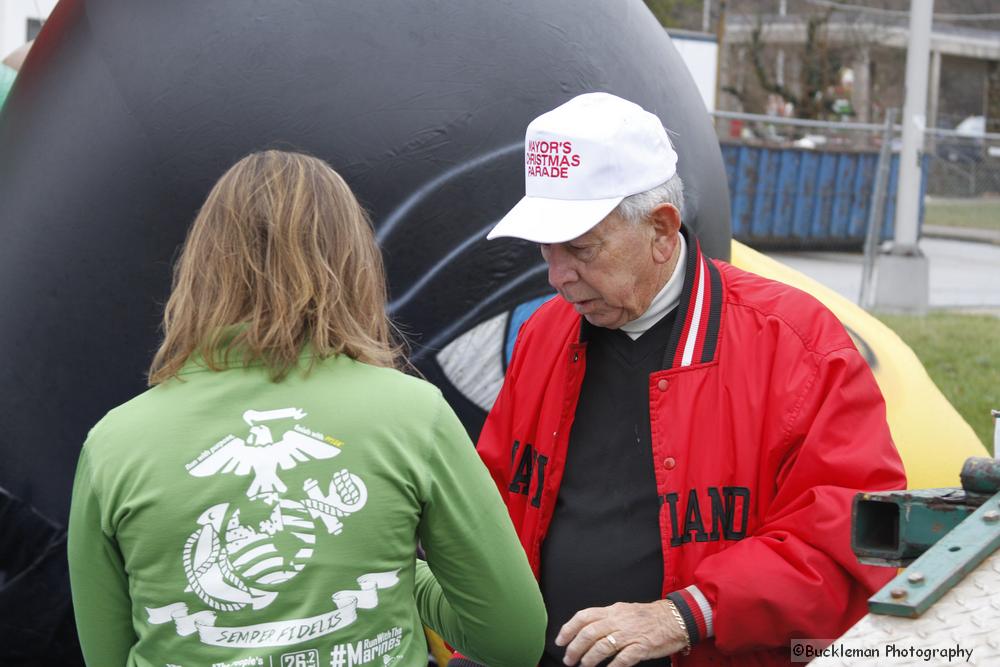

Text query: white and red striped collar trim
(661, 226), (723, 370)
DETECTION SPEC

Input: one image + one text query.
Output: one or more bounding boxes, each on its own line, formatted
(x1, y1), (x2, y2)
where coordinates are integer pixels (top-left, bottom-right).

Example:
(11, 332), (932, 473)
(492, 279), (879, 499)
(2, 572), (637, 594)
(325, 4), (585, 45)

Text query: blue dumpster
(720, 143), (927, 249)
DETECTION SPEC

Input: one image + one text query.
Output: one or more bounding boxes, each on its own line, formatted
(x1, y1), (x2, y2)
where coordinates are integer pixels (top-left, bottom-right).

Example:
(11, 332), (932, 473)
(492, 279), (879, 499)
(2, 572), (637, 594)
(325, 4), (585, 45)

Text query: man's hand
(555, 600), (688, 667)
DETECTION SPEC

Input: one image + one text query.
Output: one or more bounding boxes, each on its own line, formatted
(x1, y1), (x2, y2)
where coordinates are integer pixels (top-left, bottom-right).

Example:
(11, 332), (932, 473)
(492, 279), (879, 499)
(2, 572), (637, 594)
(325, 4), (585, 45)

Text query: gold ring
(605, 634), (619, 651)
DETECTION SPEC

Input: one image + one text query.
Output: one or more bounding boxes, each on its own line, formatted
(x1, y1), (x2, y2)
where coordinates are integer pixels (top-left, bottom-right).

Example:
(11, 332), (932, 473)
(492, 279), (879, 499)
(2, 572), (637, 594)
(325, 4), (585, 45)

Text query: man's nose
(546, 248), (577, 290)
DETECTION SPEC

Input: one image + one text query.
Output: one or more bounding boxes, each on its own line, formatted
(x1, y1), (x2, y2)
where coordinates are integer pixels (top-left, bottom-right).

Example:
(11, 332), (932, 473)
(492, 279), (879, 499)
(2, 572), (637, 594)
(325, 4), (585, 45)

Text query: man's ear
(649, 203), (681, 264)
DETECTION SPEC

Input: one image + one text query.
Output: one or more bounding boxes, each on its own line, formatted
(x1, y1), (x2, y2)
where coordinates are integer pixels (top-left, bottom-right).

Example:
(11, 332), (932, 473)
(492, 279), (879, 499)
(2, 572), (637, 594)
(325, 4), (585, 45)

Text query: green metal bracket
(853, 457), (1000, 567)
(852, 456), (1000, 617)
(852, 488), (986, 567)
(867, 489), (1000, 617)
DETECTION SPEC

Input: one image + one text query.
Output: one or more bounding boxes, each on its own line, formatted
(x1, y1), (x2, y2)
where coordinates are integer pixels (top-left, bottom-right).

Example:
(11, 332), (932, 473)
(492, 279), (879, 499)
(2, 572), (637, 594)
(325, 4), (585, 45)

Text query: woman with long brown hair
(67, 150), (544, 667)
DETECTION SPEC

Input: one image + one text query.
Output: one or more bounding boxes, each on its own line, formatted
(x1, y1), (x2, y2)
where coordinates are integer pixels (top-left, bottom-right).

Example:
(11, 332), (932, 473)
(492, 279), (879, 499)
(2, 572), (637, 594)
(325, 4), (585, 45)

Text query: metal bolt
(907, 572), (925, 585)
(890, 588), (908, 599)
(984, 510), (1000, 523)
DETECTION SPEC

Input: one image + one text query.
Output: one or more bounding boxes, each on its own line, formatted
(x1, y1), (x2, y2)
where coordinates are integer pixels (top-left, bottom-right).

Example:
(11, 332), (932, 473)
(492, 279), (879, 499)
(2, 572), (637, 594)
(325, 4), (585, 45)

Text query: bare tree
(723, 10), (851, 118)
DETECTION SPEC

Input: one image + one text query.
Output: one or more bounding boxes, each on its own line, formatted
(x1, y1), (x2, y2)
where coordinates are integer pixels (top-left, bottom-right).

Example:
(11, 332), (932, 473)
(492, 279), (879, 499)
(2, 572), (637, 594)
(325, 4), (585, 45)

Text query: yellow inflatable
(730, 241), (988, 489)
(426, 628), (453, 665)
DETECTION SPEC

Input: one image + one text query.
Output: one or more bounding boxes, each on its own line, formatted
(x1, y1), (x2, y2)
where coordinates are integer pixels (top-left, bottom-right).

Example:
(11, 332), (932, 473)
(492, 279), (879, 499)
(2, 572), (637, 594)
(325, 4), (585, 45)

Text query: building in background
(719, 11), (1000, 132)
(667, 28), (718, 111)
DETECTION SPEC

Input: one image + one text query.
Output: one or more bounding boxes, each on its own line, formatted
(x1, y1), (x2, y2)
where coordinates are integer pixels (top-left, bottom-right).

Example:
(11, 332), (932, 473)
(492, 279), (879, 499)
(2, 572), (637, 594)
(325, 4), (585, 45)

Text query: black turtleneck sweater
(539, 309), (678, 667)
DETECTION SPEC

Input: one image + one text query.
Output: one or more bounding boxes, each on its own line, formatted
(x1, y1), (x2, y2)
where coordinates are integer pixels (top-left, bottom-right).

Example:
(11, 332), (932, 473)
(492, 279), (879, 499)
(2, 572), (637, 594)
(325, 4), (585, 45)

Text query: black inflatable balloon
(0, 0), (729, 660)
(1, 0), (729, 525)
(0, 0), (729, 664)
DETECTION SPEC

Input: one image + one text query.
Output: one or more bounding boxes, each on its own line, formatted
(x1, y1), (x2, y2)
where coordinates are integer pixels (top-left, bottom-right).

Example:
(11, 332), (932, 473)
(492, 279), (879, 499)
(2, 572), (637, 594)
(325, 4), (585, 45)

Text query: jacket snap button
(663, 457), (676, 470)
(657, 379), (669, 391)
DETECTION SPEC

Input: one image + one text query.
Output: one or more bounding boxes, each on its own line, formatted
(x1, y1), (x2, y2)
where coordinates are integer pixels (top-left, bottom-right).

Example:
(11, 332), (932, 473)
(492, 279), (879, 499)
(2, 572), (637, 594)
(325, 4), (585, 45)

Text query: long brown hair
(148, 150), (401, 384)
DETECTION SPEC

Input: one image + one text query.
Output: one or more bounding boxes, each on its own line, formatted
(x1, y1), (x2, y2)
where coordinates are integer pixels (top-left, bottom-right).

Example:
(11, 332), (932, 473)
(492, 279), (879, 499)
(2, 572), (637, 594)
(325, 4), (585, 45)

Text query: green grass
(877, 311), (1000, 454)
(924, 199), (1000, 232)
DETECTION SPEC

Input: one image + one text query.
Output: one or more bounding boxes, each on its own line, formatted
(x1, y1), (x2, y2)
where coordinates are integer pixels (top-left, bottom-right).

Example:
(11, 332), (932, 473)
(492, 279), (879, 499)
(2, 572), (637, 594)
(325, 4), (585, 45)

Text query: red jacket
(476, 236), (906, 666)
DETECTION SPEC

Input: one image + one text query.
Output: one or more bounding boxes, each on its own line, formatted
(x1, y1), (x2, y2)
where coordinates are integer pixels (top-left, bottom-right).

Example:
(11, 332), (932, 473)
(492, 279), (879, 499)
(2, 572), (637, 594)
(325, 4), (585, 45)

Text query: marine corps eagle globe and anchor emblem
(146, 408), (401, 650)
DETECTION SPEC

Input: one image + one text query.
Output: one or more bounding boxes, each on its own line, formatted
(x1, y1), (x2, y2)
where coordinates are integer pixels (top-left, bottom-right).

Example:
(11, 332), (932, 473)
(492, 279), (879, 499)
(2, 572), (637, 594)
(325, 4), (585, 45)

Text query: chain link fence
(713, 112), (891, 152)
(711, 110), (1000, 246)
(924, 113), (1000, 239)
(928, 113), (1000, 196)
(711, 111), (903, 250)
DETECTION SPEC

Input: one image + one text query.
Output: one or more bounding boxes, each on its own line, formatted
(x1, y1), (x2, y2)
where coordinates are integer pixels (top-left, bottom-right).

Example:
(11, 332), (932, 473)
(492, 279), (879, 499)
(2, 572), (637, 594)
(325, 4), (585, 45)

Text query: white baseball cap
(487, 92), (678, 244)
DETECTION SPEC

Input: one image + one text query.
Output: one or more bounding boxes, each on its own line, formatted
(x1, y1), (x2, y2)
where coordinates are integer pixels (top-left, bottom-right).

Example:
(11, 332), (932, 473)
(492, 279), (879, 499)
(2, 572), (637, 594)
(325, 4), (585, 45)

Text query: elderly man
(474, 93), (906, 667)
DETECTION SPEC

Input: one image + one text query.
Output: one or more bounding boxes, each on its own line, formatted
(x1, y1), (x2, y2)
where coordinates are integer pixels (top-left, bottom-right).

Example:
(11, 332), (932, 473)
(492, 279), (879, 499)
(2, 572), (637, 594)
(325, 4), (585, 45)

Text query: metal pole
(714, 0), (727, 115)
(710, 109), (895, 132)
(993, 410), (999, 459)
(860, 109), (897, 309)
(776, 0), (787, 88)
(927, 49), (942, 155)
(892, 0), (934, 252)
(703, 0), (712, 33)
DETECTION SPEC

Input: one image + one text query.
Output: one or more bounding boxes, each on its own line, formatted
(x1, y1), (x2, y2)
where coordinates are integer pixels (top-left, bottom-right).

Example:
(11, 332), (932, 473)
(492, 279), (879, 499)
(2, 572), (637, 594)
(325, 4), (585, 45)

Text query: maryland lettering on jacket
(476, 229), (907, 667)
(509, 439), (749, 546)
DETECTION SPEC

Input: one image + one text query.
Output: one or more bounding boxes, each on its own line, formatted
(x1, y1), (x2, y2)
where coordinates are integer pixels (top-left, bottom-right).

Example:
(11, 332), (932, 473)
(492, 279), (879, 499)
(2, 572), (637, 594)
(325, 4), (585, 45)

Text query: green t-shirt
(68, 353), (544, 667)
